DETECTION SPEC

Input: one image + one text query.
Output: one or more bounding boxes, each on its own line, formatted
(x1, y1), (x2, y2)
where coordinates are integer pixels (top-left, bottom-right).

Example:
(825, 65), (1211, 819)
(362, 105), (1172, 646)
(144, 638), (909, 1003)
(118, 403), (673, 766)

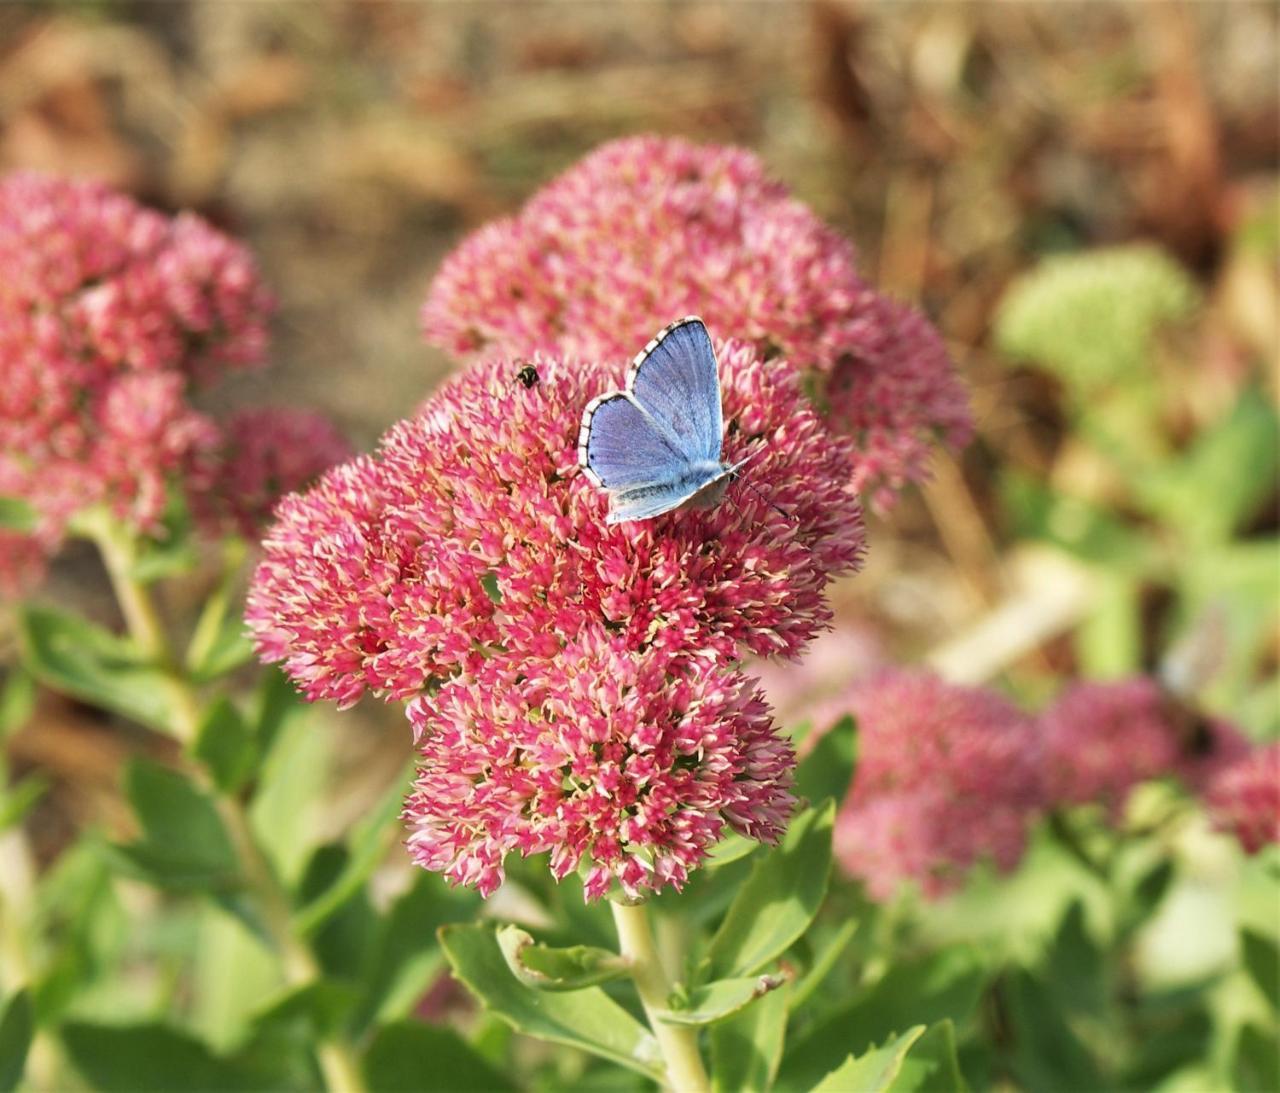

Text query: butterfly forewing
(580, 316), (736, 523)
(579, 394), (686, 490)
(626, 317), (723, 464)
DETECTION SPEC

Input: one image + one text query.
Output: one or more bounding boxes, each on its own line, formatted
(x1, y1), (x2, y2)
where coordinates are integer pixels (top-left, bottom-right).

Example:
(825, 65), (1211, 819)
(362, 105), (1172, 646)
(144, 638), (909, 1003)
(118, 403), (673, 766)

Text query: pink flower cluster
(1202, 743), (1279, 855)
(250, 345), (864, 897)
(421, 136), (971, 510)
(1039, 677), (1249, 817)
(208, 408), (353, 537)
(405, 631), (793, 900)
(827, 669), (1042, 901)
(818, 670), (1273, 902)
(0, 172), (347, 589)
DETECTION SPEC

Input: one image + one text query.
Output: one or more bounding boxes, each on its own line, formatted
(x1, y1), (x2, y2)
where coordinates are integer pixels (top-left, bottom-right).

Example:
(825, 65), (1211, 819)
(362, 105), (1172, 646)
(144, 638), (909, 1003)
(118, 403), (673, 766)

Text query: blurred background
(1, 5), (1276, 1085)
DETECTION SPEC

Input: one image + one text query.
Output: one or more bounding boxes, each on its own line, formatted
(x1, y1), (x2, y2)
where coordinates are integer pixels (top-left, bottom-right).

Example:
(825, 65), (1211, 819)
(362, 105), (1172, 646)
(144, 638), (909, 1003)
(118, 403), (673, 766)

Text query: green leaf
(190, 697), (257, 795)
(0, 497), (37, 533)
(1074, 573), (1141, 677)
(363, 1021), (516, 1092)
(293, 763), (411, 936)
(809, 1027), (927, 1093)
(0, 773), (48, 832)
(480, 572), (503, 605)
(1043, 902), (1106, 1015)
(794, 716), (857, 810)
(705, 833), (760, 869)
(184, 540), (251, 680)
(248, 981), (360, 1041)
(1001, 471), (1150, 570)
(0, 669), (35, 739)
(776, 948), (986, 1091)
(0, 990), (33, 1093)
(788, 917), (858, 1014)
(1135, 389), (1279, 544)
(252, 667), (305, 759)
(248, 704), (329, 888)
(710, 981), (790, 1093)
(439, 923), (663, 1080)
(1003, 969), (1104, 1093)
(17, 605), (177, 732)
(895, 1021), (967, 1092)
(1119, 858), (1175, 938)
(295, 844), (378, 978)
(61, 1022), (256, 1092)
(112, 759), (239, 892)
(30, 837), (125, 1024)
(497, 926), (628, 992)
(707, 801), (834, 980)
(189, 622), (254, 683)
(130, 537), (199, 584)
(350, 871), (478, 1034)
(1241, 928), (1280, 1013)
(1120, 1005), (1211, 1089)
(1232, 1022), (1280, 1093)
(661, 974), (786, 1026)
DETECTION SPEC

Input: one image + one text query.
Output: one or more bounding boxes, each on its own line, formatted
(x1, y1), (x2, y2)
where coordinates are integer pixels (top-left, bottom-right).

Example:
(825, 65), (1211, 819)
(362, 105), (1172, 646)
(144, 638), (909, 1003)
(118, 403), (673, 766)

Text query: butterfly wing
(626, 317), (723, 464)
(579, 393), (686, 491)
(606, 467), (731, 524)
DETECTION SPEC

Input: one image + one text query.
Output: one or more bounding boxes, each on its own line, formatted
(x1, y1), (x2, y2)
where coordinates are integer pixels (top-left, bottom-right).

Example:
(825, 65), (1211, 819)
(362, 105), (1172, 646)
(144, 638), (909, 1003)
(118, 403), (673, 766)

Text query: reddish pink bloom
(249, 344), (856, 895)
(421, 135), (971, 507)
(1039, 677), (1249, 816)
(247, 344), (865, 708)
(0, 531), (48, 599)
(0, 171), (274, 567)
(403, 631), (794, 900)
(206, 408), (352, 536)
(1202, 743), (1280, 854)
(828, 669), (1042, 901)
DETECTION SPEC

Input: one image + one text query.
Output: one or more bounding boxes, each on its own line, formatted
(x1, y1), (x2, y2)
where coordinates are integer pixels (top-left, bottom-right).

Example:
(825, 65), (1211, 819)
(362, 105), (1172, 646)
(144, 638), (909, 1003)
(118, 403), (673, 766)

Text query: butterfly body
(578, 317), (745, 524)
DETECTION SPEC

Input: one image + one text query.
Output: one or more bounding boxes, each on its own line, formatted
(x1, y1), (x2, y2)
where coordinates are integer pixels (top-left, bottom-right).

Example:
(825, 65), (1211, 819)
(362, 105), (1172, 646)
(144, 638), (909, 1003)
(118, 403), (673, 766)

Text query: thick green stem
(611, 901), (710, 1093)
(0, 826), (62, 1088)
(91, 520), (366, 1093)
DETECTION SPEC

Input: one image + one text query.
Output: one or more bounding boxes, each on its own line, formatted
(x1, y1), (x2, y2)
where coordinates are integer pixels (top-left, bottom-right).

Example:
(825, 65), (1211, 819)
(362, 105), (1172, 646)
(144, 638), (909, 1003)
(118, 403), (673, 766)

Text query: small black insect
(516, 363), (540, 389)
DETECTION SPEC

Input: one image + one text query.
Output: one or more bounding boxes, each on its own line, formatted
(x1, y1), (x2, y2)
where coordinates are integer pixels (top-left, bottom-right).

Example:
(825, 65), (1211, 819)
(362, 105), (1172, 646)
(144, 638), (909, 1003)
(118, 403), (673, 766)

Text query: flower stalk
(88, 515), (366, 1093)
(611, 900), (709, 1093)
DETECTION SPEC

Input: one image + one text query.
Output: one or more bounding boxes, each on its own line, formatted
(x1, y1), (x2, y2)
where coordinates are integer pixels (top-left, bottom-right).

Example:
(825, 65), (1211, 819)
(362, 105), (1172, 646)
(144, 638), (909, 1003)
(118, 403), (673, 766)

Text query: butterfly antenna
(732, 472), (796, 522)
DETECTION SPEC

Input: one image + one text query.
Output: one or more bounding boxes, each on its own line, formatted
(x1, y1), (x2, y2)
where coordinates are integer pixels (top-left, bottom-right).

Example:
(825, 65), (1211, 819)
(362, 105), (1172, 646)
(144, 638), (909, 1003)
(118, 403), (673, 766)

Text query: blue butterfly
(578, 317), (751, 524)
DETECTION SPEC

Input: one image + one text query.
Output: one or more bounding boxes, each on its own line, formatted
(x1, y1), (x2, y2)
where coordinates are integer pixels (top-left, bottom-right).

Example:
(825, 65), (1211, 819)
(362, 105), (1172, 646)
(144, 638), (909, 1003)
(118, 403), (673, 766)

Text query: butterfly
(578, 316), (753, 525)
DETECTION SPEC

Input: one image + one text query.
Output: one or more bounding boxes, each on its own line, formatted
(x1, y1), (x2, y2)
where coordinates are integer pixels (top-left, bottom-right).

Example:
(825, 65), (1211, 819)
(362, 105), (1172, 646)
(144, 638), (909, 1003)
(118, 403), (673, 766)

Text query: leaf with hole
(440, 923), (663, 1080)
(496, 925), (628, 992)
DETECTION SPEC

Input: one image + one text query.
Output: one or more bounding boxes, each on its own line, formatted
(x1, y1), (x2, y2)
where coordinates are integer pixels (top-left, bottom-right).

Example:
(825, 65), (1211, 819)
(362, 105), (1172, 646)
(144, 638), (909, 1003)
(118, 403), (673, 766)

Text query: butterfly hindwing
(606, 481), (711, 524)
(626, 317), (723, 464)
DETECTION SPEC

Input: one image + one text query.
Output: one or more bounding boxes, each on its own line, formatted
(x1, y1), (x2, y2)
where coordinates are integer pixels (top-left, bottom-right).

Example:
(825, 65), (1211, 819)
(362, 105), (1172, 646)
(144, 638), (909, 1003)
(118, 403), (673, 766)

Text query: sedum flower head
(1201, 743), (1279, 855)
(0, 531), (49, 598)
(248, 343), (858, 896)
(247, 344), (864, 709)
(421, 135), (971, 508)
(404, 631), (793, 900)
(208, 408), (354, 536)
(828, 669), (1041, 901)
(0, 171), (274, 563)
(1039, 677), (1249, 816)
(995, 244), (1198, 395)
